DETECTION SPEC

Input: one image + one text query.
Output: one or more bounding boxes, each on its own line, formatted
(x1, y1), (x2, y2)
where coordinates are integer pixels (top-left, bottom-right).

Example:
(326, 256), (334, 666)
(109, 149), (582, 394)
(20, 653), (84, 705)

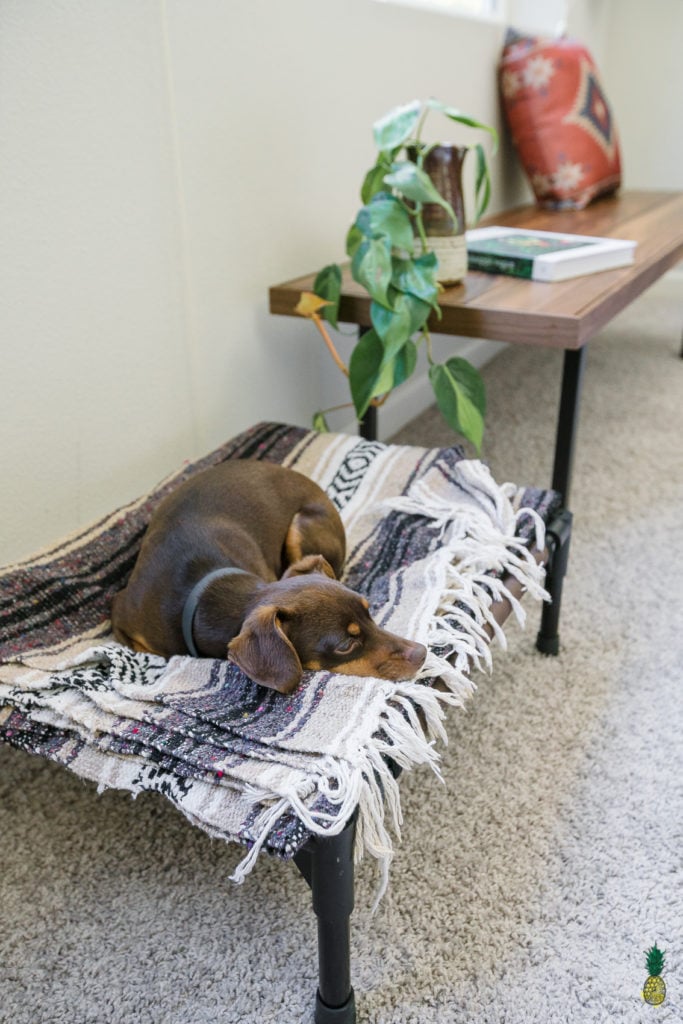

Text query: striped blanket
(0, 423), (558, 890)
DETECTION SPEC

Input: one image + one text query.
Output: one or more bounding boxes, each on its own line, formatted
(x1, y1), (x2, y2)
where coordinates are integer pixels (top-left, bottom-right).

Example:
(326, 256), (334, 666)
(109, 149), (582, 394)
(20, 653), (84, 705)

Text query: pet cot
(0, 421), (571, 1024)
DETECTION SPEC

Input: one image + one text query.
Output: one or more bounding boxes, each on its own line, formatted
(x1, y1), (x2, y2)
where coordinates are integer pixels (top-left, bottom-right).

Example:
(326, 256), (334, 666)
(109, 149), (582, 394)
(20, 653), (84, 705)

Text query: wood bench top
(269, 190), (683, 350)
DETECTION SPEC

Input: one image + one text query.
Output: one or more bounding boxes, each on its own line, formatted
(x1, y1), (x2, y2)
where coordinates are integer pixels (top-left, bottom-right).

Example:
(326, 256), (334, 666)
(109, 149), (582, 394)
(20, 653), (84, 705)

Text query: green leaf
(361, 158), (392, 204)
(372, 356), (396, 398)
(375, 286), (431, 345)
(472, 142), (491, 223)
(373, 100), (422, 152)
(392, 339), (418, 387)
(384, 162), (457, 226)
(379, 338), (419, 394)
(350, 236), (392, 307)
(428, 357), (486, 451)
(405, 294), (433, 333)
(349, 328), (385, 419)
(372, 339), (419, 399)
(354, 193), (415, 255)
(312, 410), (330, 433)
(312, 264), (342, 329)
(384, 161), (439, 205)
(346, 224), (364, 260)
(349, 330), (420, 421)
(370, 292), (414, 363)
(427, 98), (499, 151)
(391, 253), (440, 313)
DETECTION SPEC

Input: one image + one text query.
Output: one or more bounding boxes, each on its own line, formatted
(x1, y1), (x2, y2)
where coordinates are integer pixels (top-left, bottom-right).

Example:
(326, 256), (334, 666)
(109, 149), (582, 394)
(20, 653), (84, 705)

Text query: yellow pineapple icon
(642, 943), (666, 1005)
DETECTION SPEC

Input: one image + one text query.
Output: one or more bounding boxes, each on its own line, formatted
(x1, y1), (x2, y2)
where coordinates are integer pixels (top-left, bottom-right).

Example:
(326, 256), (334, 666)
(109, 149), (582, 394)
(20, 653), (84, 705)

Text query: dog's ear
(282, 554), (336, 580)
(227, 605), (302, 694)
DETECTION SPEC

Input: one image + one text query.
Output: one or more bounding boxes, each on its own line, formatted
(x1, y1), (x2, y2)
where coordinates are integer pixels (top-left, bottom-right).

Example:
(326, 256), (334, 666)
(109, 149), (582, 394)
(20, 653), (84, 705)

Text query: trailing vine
(297, 98), (497, 451)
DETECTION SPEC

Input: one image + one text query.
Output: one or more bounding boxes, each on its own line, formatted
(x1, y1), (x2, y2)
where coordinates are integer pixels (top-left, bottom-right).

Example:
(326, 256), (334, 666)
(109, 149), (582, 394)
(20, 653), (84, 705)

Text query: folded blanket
(0, 422), (559, 892)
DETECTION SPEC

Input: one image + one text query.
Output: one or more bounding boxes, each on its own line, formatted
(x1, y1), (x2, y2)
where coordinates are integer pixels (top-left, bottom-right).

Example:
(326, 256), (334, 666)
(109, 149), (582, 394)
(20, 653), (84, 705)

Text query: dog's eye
(334, 636), (359, 656)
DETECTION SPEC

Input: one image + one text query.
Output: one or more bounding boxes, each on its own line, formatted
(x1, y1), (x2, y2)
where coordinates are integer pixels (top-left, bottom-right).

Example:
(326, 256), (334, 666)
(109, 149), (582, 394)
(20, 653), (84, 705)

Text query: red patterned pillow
(499, 29), (621, 210)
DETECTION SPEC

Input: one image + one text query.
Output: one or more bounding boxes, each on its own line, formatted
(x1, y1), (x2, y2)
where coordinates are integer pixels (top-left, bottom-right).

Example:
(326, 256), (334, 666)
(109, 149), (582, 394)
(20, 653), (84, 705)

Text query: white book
(466, 225), (637, 282)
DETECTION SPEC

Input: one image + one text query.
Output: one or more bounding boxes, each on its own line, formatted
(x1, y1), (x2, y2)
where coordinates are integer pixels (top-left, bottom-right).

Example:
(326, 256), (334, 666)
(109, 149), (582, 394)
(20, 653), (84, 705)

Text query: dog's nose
(406, 641), (427, 668)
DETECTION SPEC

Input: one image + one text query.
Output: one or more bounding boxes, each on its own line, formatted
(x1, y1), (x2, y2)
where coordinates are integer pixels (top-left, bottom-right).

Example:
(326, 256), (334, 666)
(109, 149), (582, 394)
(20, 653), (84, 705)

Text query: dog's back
(111, 460), (346, 654)
(146, 460), (344, 577)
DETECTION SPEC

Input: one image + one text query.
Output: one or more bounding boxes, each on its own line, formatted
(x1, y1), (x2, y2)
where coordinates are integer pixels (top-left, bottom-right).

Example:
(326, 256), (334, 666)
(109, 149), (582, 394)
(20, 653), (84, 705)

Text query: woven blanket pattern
(0, 423), (559, 885)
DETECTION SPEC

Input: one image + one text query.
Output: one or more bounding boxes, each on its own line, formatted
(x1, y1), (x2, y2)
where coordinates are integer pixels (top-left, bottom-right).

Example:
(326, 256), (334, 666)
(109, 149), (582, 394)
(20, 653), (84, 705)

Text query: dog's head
(227, 556), (426, 693)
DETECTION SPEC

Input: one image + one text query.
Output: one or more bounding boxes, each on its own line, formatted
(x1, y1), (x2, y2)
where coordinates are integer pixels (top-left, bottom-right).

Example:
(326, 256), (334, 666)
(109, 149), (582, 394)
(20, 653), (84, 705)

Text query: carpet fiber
(1, 273), (681, 1023)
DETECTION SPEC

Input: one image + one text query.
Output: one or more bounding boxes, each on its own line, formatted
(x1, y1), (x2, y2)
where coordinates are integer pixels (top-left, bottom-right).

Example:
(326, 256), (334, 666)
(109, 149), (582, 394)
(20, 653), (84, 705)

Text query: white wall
(0, 0), (678, 565)
(599, 0), (683, 191)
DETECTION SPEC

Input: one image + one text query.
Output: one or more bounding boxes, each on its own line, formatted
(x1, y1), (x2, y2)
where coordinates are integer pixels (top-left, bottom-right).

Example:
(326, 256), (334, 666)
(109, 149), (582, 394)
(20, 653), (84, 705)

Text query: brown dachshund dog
(111, 460), (426, 693)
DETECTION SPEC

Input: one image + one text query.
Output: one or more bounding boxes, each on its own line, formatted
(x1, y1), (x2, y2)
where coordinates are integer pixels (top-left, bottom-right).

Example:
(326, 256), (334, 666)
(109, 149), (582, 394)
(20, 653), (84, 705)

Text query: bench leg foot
(294, 814), (357, 1024)
(536, 508), (573, 656)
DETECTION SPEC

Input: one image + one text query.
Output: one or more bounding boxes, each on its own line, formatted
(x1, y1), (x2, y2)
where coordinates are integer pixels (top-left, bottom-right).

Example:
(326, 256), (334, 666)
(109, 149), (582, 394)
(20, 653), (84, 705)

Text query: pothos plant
(296, 98), (498, 452)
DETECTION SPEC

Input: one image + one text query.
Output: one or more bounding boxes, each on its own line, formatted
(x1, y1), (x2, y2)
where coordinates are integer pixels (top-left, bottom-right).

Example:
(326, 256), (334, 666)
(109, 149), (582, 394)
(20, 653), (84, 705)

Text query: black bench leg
(357, 326), (379, 442)
(536, 508), (573, 656)
(359, 403), (378, 442)
(294, 815), (357, 1024)
(551, 347), (588, 506)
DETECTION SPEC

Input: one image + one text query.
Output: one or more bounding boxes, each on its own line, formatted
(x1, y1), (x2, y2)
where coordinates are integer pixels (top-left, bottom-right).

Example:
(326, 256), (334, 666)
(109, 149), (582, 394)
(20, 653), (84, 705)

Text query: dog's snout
(405, 640), (427, 668)
(382, 635), (427, 677)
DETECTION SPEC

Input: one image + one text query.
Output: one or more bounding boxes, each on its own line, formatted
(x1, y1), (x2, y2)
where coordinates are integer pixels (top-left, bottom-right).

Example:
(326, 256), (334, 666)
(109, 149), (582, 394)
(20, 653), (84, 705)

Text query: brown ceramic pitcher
(414, 143), (468, 285)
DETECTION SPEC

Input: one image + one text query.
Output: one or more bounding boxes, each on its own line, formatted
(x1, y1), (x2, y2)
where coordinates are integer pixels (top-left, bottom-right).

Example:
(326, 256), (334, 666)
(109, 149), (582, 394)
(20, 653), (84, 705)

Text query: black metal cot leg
(294, 814), (357, 1024)
(536, 508), (573, 656)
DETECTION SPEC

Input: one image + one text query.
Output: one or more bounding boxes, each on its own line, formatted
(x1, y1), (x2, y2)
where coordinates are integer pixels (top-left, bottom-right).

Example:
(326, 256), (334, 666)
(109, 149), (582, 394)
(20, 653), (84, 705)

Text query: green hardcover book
(466, 226), (636, 282)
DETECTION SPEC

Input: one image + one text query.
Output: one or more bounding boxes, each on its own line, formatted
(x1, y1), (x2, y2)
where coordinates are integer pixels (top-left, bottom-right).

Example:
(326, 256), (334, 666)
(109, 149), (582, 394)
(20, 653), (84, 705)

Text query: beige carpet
(1, 272), (681, 1023)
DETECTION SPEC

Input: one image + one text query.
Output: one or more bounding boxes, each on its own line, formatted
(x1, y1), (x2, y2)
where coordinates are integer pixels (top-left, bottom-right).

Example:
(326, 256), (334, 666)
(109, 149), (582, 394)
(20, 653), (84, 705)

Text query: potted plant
(297, 98), (498, 452)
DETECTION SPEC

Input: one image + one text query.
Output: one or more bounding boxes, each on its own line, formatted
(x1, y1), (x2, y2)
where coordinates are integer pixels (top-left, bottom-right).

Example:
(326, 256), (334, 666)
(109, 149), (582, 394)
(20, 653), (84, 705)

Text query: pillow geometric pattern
(499, 29), (622, 210)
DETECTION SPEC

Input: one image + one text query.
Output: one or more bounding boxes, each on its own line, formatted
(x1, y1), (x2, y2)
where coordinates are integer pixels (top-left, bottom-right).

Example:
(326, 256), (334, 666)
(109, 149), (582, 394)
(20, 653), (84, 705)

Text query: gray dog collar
(181, 567), (250, 658)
